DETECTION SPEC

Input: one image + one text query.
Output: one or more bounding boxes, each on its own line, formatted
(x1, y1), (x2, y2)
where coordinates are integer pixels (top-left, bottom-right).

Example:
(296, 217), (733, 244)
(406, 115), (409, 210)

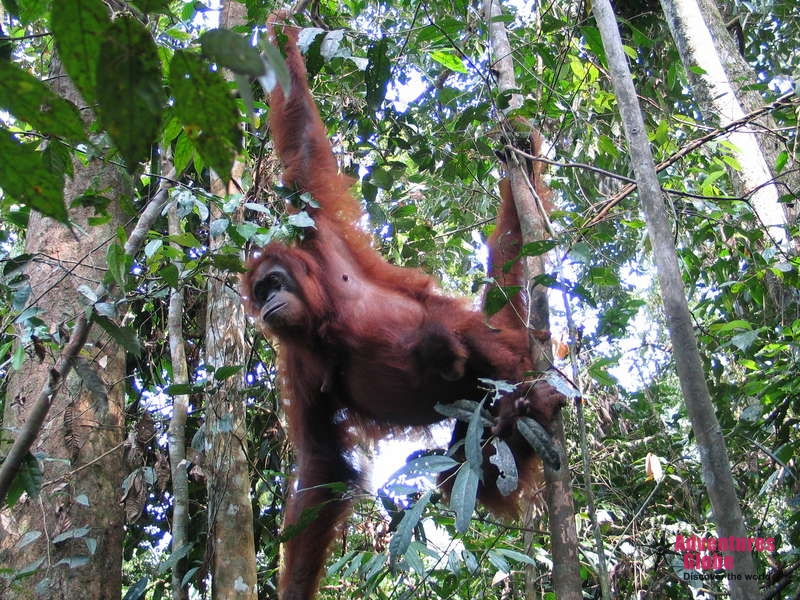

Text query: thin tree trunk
(659, 0), (789, 249)
(484, 1), (582, 598)
(204, 182), (257, 599)
(592, 1), (760, 598)
(202, 2), (258, 597)
(0, 62), (128, 599)
(168, 199), (191, 600)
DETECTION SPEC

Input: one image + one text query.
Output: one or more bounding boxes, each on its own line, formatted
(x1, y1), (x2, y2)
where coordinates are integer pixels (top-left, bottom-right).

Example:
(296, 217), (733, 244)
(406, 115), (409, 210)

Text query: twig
(585, 92), (797, 227)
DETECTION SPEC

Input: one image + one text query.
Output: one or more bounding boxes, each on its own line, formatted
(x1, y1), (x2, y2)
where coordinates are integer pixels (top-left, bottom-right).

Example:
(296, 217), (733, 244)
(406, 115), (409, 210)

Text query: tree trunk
(484, 1), (583, 598)
(592, 1), (760, 597)
(168, 200), (191, 600)
(201, 2), (258, 597)
(204, 191), (257, 599)
(0, 62), (128, 599)
(660, 0), (790, 249)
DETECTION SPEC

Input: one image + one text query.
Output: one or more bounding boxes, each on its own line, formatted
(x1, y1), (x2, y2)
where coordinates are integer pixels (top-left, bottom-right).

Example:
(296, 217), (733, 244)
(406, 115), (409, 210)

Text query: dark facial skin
(250, 264), (305, 334)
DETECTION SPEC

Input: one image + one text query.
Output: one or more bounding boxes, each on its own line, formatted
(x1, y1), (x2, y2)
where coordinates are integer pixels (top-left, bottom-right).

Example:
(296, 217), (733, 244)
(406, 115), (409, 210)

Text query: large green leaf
(0, 62), (84, 141)
(388, 490), (432, 566)
(450, 465), (479, 534)
(429, 50), (467, 74)
(96, 16), (165, 172)
(200, 29), (265, 77)
(6, 452), (43, 506)
(94, 315), (143, 358)
(484, 284), (521, 317)
(0, 128), (67, 222)
(51, 0), (111, 106)
(170, 50), (241, 178)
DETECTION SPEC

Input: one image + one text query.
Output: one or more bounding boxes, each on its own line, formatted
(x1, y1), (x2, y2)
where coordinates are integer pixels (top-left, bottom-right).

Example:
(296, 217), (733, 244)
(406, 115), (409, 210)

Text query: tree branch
(0, 167), (176, 505)
(586, 92), (797, 227)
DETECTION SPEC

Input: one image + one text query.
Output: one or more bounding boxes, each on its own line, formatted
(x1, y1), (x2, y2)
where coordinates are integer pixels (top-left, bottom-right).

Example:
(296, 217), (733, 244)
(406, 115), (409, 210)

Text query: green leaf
(580, 26), (605, 63)
(774, 443), (793, 464)
(388, 490), (431, 565)
(51, 0), (111, 107)
(12, 343), (25, 370)
(434, 399), (493, 426)
(55, 556), (90, 569)
(181, 567), (200, 588)
(484, 285), (521, 317)
(710, 319), (752, 333)
(587, 357), (619, 387)
(130, 0), (171, 13)
(405, 543), (425, 576)
(730, 330), (759, 351)
(597, 135), (620, 158)
(160, 264), (179, 288)
(209, 253), (246, 273)
(214, 365), (243, 381)
(200, 29), (265, 77)
(0, 62), (85, 141)
(2, 0), (21, 21)
(7, 452), (43, 506)
(170, 50), (241, 178)
(464, 398), (485, 470)
(167, 383), (201, 396)
(0, 128), (68, 223)
(622, 45), (637, 60)
(94, 315), (143, 358)
(173, 132), (194, 174)
(144, 239), (162, 259)
(532, 273), (562, 290)
(260, 42), (292, 95)
(487, 549), (511, 573)
(451, 466), (479, 533)
(463, 549), (479, 574)
(495, 547), (537, 566)
(386, 454), (458, 482)
(8, 0), (48, 24)
(122, 576), (148, 600)
(297, 27), (326, 53)
(210, 218), (229, 238)
(775, 150), (788, 173)
(365, 38), (390, 110)
(429, 50), (467, 74)
(588, 266), (620, 287)
(168, 232), (201, 248)
(517, 417), (560, 470)
(371, 167), (393, 189)
(43, 141), (72, 182)
(12, 281), (31, 312)
(96, 16), (166, 172)
(520, 239), (558, 257)
(287, 211), (316, 229)
(3, 253), (32, 277)
(106, 242), (129, 289)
